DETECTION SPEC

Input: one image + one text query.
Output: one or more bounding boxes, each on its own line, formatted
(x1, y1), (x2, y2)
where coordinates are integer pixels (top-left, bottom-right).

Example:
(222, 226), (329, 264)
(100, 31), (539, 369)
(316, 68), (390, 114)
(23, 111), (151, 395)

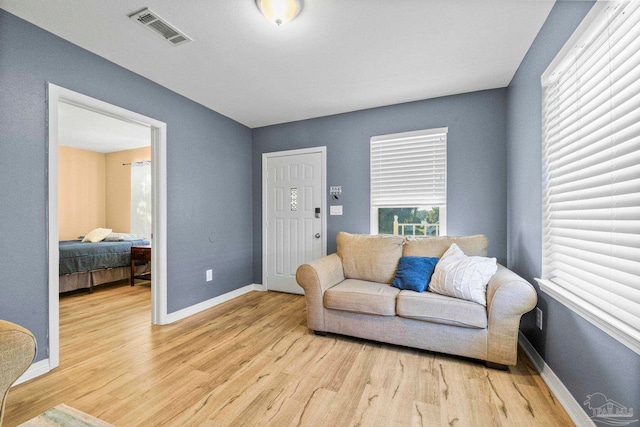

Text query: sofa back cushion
(402, 235), (488, 257)
(337, 232), (404, 284)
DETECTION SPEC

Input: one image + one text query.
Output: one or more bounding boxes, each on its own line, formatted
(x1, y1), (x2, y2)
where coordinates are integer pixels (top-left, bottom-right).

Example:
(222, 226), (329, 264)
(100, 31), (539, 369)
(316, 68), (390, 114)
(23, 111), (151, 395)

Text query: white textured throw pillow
(429, 243), (497, 306)
(82, 227), (112, 243)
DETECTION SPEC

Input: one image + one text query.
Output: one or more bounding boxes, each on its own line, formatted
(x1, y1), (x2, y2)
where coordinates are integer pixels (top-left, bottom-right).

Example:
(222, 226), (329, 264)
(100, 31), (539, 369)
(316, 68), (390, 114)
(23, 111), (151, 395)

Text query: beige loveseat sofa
(296, 232), (537, 367)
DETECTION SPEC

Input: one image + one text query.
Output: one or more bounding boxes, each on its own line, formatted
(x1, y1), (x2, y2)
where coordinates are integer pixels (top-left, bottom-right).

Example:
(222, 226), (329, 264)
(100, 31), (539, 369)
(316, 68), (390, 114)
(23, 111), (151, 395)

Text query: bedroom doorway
(47, 83), (168, 372)
(57, 101), (152, 291)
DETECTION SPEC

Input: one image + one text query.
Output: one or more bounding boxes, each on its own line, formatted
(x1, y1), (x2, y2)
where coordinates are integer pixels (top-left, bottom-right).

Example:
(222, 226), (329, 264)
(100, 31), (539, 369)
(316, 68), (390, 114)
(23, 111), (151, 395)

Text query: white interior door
(264, 149), (325, 294)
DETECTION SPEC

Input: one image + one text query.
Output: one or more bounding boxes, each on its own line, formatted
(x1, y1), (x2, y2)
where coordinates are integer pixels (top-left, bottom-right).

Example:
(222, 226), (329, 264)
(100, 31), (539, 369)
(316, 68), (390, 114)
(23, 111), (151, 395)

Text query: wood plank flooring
(4, 281), (574, 426)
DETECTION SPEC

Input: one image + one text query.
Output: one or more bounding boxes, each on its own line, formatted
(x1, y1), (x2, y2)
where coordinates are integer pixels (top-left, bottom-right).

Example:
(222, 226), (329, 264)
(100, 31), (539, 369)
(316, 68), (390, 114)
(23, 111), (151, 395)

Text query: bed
(59, 239), (150, 293)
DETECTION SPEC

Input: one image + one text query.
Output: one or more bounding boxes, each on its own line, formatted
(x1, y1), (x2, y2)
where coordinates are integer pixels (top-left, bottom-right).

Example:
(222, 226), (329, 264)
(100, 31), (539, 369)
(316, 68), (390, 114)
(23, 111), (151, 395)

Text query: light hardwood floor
(5, 281), (574, 426)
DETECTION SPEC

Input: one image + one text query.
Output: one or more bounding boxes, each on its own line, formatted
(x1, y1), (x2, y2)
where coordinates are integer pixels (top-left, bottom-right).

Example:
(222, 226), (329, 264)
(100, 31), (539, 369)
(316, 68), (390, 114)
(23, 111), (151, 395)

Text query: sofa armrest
(296, 253), (345, 332)
(486, 265), (537, 365)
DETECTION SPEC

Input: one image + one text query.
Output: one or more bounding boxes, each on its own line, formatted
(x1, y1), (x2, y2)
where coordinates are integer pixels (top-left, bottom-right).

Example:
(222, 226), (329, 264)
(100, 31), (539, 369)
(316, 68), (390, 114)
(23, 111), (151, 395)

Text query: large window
(539, 1), (640, 354)
(370, 128), (447, 236)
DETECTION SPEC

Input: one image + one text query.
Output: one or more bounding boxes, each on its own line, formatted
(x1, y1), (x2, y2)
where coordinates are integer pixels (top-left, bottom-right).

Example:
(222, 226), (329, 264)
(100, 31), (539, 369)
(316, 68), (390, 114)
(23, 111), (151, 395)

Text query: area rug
(18, 404), (113, 427)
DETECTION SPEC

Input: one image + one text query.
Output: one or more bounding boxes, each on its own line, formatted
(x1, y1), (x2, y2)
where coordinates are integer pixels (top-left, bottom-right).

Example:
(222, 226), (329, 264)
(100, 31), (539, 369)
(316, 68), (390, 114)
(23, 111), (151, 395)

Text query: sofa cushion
(396, 290), (487, 329)
(402, 235), (488, 258)
(337, 232), (404, 283)
(391, 256), (439, 292)
(324, 279), (400, 316)
(429, 243), (497, 306)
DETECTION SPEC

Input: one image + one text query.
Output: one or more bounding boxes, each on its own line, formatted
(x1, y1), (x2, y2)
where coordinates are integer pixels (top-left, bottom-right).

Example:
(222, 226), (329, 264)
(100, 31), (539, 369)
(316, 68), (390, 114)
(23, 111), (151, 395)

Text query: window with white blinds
(371, 128), (447, 207)
(539, 1), (640, 354)
(370, 128), (447, 236)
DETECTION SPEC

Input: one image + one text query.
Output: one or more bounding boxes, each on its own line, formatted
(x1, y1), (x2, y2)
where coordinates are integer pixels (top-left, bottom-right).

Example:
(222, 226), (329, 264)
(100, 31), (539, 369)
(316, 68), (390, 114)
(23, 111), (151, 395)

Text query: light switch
(330, 205), (343, 216)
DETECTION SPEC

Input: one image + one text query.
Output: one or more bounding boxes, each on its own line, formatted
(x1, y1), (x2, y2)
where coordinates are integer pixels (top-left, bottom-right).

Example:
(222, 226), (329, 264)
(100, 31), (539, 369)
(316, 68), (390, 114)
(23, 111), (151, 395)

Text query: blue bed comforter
(59, 239), (150, 275)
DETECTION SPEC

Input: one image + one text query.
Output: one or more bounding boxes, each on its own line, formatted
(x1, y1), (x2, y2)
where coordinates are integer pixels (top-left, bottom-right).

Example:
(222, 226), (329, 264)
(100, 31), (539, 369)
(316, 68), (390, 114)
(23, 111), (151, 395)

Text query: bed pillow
(391, 256), (439, 293)
(429, 243), (497, 306)
(81, 228), (112, 243)
(104, 232), (143, 242)
(103, 232), (125, 241)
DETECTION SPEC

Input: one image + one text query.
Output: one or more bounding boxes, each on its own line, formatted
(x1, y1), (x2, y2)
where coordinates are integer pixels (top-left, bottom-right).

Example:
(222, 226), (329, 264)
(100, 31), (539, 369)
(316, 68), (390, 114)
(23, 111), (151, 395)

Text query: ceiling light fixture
(255, 0), (303, 26)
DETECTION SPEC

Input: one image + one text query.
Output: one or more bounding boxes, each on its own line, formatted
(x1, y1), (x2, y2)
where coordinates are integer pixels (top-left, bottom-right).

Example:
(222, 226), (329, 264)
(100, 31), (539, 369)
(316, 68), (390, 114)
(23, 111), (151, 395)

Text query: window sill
(535, 278), (640, 356)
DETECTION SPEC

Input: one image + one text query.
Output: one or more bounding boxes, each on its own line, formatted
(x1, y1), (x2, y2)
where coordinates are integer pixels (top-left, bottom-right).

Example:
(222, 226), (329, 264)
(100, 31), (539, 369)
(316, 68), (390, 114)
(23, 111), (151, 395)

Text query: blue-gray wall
(252, 89), (508, 283)
(507, 0), (640, 418)
(0, 10), (254, 361)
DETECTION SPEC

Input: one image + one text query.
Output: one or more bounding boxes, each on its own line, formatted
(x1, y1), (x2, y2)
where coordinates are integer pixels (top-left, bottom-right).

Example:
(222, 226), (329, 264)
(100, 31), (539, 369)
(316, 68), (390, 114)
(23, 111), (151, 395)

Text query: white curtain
(131, 161), (152, 240)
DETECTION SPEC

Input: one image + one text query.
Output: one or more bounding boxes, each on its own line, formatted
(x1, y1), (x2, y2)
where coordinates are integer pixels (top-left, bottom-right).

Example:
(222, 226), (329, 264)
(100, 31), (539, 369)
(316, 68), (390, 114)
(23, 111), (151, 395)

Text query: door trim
(47, 83), (169, 372)
(262, 147), (327, 291)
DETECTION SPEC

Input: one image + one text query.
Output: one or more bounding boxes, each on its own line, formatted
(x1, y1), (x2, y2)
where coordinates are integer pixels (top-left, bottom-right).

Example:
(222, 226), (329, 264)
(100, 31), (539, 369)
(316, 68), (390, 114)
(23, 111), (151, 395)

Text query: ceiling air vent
(129, 8), (192, 46)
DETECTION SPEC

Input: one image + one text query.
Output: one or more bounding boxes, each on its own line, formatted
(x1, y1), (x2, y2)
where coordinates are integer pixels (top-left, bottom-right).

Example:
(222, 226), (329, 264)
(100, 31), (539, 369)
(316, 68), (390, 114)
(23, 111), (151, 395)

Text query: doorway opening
(47, 83), (168, 372)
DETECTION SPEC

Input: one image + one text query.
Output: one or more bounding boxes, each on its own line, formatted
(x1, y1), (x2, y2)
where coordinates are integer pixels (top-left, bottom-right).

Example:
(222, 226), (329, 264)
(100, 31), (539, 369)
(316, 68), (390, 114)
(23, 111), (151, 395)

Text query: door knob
(315, 233), (321, 239)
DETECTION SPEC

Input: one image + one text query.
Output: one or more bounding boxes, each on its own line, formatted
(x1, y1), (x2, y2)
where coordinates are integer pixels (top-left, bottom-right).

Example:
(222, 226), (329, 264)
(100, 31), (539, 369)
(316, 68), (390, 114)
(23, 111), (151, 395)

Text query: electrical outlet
(536, 307), (543, 330)
(206, 269), (213, 282)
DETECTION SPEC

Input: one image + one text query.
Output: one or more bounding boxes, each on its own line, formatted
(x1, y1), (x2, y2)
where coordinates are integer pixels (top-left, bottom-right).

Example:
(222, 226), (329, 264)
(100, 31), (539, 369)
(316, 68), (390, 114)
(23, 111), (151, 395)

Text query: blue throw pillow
(391, 256), (439, 292)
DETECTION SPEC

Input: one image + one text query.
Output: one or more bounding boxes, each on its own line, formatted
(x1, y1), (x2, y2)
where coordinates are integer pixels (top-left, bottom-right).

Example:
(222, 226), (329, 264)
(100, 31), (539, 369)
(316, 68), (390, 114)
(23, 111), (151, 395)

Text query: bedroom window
(538, 1), (640, 354)
(370, 128), (447, 236)
(130, 160), (152, 240)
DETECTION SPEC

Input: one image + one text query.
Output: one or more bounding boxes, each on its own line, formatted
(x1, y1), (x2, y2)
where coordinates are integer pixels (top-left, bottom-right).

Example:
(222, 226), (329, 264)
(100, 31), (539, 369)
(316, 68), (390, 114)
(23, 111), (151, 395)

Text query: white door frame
(262, 147), (327, 290)
(47, 83), (169, 371)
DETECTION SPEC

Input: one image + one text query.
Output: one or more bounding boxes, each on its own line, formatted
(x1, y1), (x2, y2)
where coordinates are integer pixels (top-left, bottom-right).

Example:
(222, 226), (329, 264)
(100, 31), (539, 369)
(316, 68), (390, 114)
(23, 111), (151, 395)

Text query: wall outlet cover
(206, 269), (213, 282)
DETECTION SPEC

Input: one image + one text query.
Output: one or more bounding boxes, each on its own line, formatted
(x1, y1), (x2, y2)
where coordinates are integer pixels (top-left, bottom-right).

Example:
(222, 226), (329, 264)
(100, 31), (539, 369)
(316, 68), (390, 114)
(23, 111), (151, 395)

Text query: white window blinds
(370, 128), (447, 207)
(540, 1), (640, 353)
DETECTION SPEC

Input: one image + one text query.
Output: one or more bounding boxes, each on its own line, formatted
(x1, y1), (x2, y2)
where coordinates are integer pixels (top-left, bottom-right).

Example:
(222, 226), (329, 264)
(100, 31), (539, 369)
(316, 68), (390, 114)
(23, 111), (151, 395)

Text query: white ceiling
(1, 0), (556, 128)
(58, 102), (151, 153)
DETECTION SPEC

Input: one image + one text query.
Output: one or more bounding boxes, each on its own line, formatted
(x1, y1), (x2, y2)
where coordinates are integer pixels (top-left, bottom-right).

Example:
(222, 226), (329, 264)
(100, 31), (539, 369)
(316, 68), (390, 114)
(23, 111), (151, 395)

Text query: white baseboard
(518, 332), (595, 427)
(13, 358), (51, 387)
(165, 284), (265, 324)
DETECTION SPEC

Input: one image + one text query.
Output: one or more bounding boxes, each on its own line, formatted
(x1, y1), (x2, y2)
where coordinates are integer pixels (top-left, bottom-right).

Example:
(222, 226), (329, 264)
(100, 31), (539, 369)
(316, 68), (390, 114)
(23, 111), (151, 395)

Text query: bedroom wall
(252, 89), (508, 284)
(105, 146), (152, 233)
(0, 10), (253, 362)
(506, 0), (640, 418)
(58, 146), (106, 240)
(57, 146), (150, 240)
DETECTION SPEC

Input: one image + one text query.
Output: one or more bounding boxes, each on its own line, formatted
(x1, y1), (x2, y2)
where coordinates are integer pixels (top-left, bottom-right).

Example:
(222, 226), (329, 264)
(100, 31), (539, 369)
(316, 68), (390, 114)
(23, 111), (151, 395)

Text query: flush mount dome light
(256, 0), (303, 26)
